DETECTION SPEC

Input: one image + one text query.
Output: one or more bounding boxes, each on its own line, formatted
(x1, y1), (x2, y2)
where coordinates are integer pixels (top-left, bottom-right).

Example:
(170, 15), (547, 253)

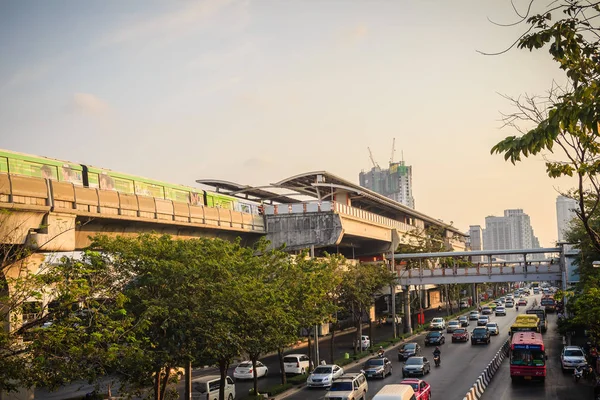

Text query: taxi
(400, 378), (431, 400)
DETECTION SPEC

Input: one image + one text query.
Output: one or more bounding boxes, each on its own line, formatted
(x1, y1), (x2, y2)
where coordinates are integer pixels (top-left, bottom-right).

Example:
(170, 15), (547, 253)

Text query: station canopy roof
(198, 171), (464, 235)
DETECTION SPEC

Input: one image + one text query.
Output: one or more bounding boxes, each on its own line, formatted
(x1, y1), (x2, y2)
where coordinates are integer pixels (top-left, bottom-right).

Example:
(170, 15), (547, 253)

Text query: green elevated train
(0, 148), (258, 214)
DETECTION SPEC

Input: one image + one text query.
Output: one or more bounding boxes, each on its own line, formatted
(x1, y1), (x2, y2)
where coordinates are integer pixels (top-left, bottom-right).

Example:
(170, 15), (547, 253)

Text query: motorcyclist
(433, 346), (441, 365)
(377, 346), (385, 357)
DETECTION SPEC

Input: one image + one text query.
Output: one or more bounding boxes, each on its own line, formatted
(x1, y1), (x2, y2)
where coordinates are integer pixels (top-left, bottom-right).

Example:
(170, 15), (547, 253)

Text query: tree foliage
(490, 0), (600, 250)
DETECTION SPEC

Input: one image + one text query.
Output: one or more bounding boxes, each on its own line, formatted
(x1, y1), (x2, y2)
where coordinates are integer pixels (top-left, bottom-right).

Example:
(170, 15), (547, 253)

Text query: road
(281, 297), (533, 400)
(481, 311), (594, 400)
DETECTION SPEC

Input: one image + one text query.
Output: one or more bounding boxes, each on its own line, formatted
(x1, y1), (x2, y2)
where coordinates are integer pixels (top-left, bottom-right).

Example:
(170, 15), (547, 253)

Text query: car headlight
(323, 376), (330, 381)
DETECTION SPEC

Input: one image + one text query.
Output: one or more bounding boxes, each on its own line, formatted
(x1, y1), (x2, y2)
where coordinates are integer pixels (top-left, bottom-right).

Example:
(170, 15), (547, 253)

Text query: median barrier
(462, 338), (510, 400)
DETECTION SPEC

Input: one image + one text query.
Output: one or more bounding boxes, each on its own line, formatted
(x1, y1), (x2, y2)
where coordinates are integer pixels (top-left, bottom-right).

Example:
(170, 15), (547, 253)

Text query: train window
(88, 172), (100, 188)
(165, 187), (192, 204)
(0, 157), (8, 173)
(8, 158), (58, 180)
(110, 176), (134, 194)
(134, 181), (164, 198)
(60, 165), (83, 186)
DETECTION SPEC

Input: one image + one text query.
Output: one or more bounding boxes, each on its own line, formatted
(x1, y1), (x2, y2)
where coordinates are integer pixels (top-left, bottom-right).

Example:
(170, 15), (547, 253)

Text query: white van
(193, 375), (236, 400)
(372, 384), (416, 400)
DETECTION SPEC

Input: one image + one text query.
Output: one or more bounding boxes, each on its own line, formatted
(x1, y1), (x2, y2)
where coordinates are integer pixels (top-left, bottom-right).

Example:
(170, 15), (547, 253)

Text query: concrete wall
(266, 212), (344, 250)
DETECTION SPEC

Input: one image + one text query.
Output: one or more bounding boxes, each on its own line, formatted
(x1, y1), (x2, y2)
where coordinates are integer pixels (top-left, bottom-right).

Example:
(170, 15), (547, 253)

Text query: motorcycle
(433, 354), (441, 367)
(573, 365), (584, 383)
(516, 305), (519, 311)
(377, 350), (385, 358)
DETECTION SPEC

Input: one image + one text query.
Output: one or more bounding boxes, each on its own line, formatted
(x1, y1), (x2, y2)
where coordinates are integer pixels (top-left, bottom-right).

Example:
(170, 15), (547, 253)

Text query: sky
(0, 0), (577, 247)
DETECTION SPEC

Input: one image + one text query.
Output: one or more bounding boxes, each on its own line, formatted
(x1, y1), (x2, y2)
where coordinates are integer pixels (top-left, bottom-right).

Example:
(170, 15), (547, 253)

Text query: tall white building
(556, 195), (578, 242)
(482, 209), (542, 261)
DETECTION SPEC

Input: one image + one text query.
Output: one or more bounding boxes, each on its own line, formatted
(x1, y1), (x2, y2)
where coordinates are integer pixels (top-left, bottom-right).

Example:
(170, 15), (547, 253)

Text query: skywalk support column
(390, 251), (397, 339)
(403, 286), (412, 334)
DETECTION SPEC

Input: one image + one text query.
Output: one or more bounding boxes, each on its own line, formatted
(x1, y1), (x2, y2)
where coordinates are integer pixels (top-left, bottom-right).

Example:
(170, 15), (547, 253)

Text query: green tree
(339, 262), (396, 354)
(490, 1), (600, 251)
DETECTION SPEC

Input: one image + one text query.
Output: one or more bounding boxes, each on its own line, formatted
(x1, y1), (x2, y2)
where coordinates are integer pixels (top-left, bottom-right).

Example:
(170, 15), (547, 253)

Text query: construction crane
(368, 147), (380, 169)
(389, 138), (396, 164)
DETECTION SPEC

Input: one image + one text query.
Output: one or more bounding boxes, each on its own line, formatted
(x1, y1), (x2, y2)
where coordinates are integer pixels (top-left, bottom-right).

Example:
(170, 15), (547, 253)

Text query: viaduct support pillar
(403, 286), (412, 335)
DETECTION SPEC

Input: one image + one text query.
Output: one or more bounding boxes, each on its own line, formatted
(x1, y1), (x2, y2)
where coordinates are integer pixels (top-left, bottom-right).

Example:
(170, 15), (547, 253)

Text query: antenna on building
(401, 150), (404, 164)
(368, 147), (380, 169)
(389, 138), (396, 164)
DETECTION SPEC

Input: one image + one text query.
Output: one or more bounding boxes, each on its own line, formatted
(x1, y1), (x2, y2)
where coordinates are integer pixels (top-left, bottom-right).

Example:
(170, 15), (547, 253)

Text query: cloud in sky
(337, 24), (368, 46)
(97, 0), (234, 47)
(70, 93), (110, 116)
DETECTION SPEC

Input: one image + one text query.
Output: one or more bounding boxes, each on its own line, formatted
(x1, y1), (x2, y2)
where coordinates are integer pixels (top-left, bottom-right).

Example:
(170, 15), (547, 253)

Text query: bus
(509, 315), (540, 335)
(526, 307), (547, 333)
(540, 295), (557, 313)
(510, 331), (547, 382)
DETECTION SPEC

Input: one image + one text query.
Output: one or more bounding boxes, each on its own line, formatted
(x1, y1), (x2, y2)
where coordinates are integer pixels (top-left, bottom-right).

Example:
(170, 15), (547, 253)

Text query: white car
(306, 364), (344, 388)
(429, 317), (445, 330)
(233, 360), (268, 380)
(283, 354), (311, 374)
(446, 320), (461, 333)
(486, 322), (499, 335)
(561, 346), (587, 371)
(325, 372), (368, 400)
(495, 306), (506, 316)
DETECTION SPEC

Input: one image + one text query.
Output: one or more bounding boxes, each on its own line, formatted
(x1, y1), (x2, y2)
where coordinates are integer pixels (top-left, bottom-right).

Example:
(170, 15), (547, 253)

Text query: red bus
(510, 331), (547, 382)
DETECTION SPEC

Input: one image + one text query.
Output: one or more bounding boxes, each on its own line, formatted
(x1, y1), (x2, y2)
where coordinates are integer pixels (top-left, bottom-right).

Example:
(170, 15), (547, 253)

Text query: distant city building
(359, 161), (415, 208)
(468, 225), (484, 262)
(481, 209), (543, 261)
(556, 195), (578, 242)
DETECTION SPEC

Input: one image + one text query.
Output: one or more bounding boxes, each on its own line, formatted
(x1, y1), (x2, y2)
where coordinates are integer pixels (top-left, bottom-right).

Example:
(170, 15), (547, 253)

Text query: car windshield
(366, 359), (384, 367)
(428, 332), (441, 337)
(459, 316), (467, 320)
(449, 321), (459, 326)
(432, 318), (443, 323)
(329, 381), (353, 391)
(283, 357), (298, 363)
(313, 367), (332, 374)
(403, 343), (417, 350)
(403, 382), (419, 391)
(238, 362), (252, 368)
(454, 329), (466, 334)
(565, 349), (584, 357)
(486, 324), (497, 328)
(406, 358), (423, 365)
(473, 329), (487, 334)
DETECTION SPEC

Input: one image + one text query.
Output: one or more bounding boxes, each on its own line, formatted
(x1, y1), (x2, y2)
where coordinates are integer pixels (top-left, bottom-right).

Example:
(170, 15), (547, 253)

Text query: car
(307, 364), (344, 388)
(477, 315), (490, 326)
(489, 303), (497, 310)
(233, 361), (268, 380)
(481, 306), (492, 315)
(429, 317), (445, 330)
(386, 315), (402, 325)
(560, 346), (587, 371)
(459, 300), (469, 308)
(469, 311), (480, 321)
(424, 331), (445, 346)
(471, 327), (491, 345)
(362, 357), (392, 379)
(325, 372), (368, 400)
(498, 297), (506, 304)
(193, 375), (235, 400)
(372, 384), (416, 400)
(400, 379), (432, 400)
(486, 322), (499, 335)
(458, 316), (469, 327)
(402, 357), (431, 378)
(283, 354), (312, 374)
(360, 335), (370, 350)
(398, 342), (421, 361)
(451, 328), (469, 343)
(505, 300), (515, 308)
(495, 306), (506, 316)
(518, 299), (527, 306)
(446, 320), (461, 333)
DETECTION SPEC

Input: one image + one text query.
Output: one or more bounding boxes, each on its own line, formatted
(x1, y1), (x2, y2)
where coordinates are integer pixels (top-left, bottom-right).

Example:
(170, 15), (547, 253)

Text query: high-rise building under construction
(359, 160), (415, 209)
